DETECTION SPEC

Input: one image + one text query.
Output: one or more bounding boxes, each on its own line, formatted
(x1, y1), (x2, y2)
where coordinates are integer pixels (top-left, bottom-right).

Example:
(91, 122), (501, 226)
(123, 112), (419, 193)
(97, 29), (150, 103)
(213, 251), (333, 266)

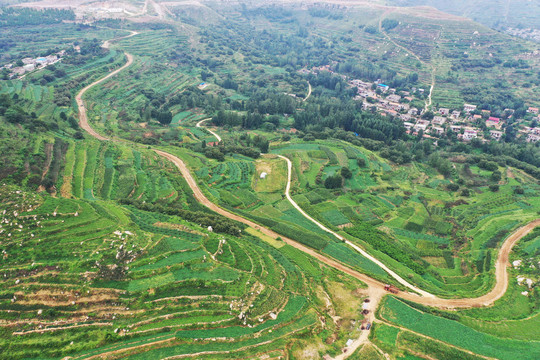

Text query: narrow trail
(196, 118), (221, 142)
(77, 33), (539, 313)
(424, 68), (436, 112)
(378, 10), (436, 111)
(303, 81), (312, 102)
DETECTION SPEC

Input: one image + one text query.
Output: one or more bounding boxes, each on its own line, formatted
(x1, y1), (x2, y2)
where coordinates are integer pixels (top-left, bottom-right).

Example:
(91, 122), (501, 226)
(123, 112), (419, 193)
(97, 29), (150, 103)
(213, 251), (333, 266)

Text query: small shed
(260, 172), (267, 179)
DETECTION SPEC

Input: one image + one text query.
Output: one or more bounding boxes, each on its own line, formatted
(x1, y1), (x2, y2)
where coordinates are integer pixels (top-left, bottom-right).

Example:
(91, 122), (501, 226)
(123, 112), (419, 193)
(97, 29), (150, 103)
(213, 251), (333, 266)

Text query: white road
(277, 154), (434, 298)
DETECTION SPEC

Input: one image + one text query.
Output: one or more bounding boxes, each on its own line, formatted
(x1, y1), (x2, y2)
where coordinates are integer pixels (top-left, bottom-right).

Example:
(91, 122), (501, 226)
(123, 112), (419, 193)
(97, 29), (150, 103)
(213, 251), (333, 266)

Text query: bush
(489, 184), (499, 192)
(478, 160), (498, 171)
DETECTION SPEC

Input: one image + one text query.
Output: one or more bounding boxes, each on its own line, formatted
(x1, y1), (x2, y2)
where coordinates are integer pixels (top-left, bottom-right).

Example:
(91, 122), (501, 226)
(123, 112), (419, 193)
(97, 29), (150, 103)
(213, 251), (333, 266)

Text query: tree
(205, 147), (225, 161)
(340, 166), (352, 179)
(357, 158), (366, 167)
(4, 107), (26, 123)
(422, 111), (434, 120)
(157, 111), (172, 125)
(324, 174), (342, 189)
(491, 170), (501, 182)
(68, 116), (79, 129)
(489, 184), (499, 192)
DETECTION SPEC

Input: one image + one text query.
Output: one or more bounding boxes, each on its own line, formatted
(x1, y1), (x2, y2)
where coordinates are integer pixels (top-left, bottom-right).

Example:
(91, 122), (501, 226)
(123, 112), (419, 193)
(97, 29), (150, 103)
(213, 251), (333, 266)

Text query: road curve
(77, 31), (137, 140)
(277, 154), (433, 298)
(196, 119), (222, 142)
(76, 39), (540, 310)
(303, 81), (312, 102)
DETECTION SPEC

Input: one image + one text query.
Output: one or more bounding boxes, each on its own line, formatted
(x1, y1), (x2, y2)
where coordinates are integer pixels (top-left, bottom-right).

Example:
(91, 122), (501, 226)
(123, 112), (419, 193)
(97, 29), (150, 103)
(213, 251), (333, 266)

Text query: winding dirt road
(76, 36), (539, 311)
(196, 118), (221, 142)
(77, 31), (138, 139)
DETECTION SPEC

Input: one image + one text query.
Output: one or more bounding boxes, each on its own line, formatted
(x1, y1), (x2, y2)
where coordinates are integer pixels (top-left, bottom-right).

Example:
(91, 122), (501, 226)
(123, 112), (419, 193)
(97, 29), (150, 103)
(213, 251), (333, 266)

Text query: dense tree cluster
(0, 8), (75, 27)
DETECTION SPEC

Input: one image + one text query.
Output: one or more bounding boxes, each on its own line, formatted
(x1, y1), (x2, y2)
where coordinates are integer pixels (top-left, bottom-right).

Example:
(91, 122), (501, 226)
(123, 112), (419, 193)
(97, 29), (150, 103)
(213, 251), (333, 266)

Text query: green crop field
(379, 297), (540, 360)
(1, 2), (540, 359)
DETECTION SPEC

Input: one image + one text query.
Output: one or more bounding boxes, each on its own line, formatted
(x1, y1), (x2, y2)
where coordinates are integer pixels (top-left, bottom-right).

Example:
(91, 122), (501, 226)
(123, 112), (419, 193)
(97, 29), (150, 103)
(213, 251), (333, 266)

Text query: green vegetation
(379, 296), (540, 360)
(1, 2), (539, 359)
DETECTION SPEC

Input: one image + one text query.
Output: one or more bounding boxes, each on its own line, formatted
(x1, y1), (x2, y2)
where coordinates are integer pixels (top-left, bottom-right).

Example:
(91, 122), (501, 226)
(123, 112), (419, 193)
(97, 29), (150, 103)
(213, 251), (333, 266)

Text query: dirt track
(77, 37), (540, 311)
(304, 81), (312, 102)
(76, 31), (137, 140)
(196, 118), (221, 142)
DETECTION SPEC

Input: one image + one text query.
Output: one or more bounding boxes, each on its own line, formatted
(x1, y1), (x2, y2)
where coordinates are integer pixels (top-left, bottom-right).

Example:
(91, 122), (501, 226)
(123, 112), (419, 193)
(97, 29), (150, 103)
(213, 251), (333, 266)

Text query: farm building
(527, 133), (540, 143)
(431, 126), (445, 135)
(260, 172), (267, 179)
(462, 128), (478, 141)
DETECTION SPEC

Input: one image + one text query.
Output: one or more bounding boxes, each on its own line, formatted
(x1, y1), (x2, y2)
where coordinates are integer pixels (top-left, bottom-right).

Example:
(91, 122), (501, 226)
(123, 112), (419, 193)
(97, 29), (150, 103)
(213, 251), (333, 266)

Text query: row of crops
(62, 141), (188, 205)
(379, 297), (540, 360)
(198, 161), (262, 209)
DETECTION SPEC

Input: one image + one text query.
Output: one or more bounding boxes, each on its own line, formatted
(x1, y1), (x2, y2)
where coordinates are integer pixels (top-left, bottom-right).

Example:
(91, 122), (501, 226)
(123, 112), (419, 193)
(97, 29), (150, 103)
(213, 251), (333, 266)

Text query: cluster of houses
(350, 77), (540, 144)
(298, 65), (540, 144)
(400, 104), (539, 143)
(1, 50), (65, 78)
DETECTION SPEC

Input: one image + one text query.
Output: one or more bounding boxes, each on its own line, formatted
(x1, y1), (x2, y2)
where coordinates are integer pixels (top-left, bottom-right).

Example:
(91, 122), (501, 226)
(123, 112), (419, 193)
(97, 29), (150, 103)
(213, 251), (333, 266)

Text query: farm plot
(379, 297), (540, 360)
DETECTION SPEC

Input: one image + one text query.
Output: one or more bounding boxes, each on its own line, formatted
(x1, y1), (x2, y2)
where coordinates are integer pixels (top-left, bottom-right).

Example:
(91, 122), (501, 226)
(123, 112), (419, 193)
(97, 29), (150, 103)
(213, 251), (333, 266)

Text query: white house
(463, 104), (477, 113)
(463, 128), (478, 141)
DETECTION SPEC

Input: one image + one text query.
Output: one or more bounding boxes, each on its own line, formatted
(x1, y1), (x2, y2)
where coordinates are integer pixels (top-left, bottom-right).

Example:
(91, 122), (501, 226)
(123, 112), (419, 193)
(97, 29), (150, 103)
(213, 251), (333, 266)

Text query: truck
(384, 284), (399, 294)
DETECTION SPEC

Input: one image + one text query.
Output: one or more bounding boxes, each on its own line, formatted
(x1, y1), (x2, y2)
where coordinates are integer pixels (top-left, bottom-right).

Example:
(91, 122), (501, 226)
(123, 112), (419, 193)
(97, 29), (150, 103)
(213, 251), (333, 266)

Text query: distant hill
(387, 0), (540, 30)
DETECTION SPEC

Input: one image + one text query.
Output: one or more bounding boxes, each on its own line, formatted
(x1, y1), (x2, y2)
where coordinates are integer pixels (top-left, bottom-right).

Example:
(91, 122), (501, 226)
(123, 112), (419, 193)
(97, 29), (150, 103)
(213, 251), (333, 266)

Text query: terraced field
(378, 297), (540, 360)
(0, 184), (369, 359)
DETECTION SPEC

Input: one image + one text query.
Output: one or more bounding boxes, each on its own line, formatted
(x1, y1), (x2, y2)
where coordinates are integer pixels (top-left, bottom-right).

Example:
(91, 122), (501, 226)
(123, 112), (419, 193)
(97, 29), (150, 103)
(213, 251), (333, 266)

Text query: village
(300, 66), (540, 144)
(1, 50), (65, 79)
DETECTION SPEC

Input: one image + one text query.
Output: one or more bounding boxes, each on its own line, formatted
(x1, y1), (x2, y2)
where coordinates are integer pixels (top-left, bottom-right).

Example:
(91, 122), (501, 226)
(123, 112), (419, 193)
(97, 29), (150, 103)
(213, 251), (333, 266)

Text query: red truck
(384, 284), (399, 294)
